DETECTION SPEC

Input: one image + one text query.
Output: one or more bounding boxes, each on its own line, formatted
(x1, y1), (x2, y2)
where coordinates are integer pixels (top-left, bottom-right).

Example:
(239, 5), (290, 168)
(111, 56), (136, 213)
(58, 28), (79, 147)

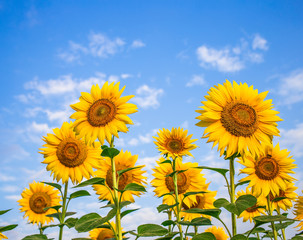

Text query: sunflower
(70, 81), (137, 145)
(181, 183), (217, 221)
(268, 181), (298, 211)
(93, 150), (146, 203)
(294, 191), (303, 231)
(239, 143), (296, 197)
(153, 127), (198, 159)
(0, 233), (7, 240)
(204, 226), (229, 240)
(236, 188), (266, 223)
(18, 181), (61, 225)
(89, 221), (117, 240)
(196, 80), (282, 158)
(151, 158), (206, 207)
(40, 121), (102, 184)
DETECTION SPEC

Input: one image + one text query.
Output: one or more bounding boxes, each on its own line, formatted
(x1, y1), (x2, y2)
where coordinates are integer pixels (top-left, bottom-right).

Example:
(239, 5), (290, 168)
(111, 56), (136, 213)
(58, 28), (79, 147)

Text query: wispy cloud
(131, 40), (146, 48)
(132, 85), (164, 109)
(280, 123), (303, 157)
(128, 129), (158, 146)
(186, 74), (206, 87)
(252, 34), (269, 50)
(0, 173), (16, 182)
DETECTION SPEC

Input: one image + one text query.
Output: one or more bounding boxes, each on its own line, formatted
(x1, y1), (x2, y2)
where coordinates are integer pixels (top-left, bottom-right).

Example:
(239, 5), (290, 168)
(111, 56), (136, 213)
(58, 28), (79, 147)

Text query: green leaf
(41, 224), (61, 231)
(191, 217), (212, 226)
(155, 232), (178, 240)
(123, 183), (146, 192)
(120, 201), (132, 209)
(121, 209), (139, 218)
(42, 182), (62, 191)
(101, 145), (109, 150)
(159, 160), (172, 165)
(192, 232), (216, 240)
(69, 190), (90, 200)
(0, 209), (12, 216)
(73, 177), (105, 188)
(235, 180), (250, 189)
(272, 196), (287, 202)
(118, 166), (144, 176)
(182, 208), (221, 219)
(196, 166), (229, 177)
(101, 147), (120, 158)
(102, 208), (117, 222)
(66, 212), (77, 217)
(274, 220), (295, 231)
(157, 203), (178, 213)
(72, 238), (91, 240)
(159, 191), (174, 198)
(46, 212), (61, 220)
(245, 227), (266, 235)
(43, 205), (62, 212)
(75, 213), (103, 232)
(22, 234), (48, 240)
(253, 214), (294, 229)
(0, 224), (18, 232)
(183, 191), (208, 198)
(231, 234), (247, 240)
(65, 217), (78, 228)
(161, 220), (175, 226)
(137, 224), (168, 237)
(166, 169), (188, 178)
(291, 236), (303, 240)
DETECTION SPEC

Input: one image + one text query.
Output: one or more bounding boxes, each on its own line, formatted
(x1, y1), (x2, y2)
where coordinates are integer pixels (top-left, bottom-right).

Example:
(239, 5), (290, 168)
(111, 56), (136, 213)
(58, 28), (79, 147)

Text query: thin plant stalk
(276, 207), (287, 240)
(59, 181), (68, 240)
(229, 156), (237, 236)
(267, 195), (278, 240)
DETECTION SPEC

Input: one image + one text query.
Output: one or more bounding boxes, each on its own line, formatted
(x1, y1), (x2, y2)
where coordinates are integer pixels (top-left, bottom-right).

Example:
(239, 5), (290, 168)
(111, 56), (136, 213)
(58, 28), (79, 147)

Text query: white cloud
(252, 34), (268, 50)
(121, 73), (133, 79)
(180, 120), (189, 129)
(131, 40), (146, 48)
(1, 185), (19, 193)
(0, 173), (16, 182)
(186, 74), (206, 87)
(277, 69), (303, 105)
(280, 123), (303, 157)
(132, 85), (164, 109)
(4, 195), (20, 201)
(128, 129), (158, 146)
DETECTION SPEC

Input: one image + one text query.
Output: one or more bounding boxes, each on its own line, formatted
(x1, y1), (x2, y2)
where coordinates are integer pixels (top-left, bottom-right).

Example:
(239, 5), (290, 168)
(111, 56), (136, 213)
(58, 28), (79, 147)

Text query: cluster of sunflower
(11, 79), (303, 240)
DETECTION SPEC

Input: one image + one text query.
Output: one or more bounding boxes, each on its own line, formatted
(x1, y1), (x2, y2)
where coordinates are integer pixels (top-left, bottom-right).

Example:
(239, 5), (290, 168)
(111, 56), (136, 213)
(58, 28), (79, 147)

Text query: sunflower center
(106, 165), (133, 190)
(56, 137), (88, 168)
(221, 102), (258, 137)
(87, 99), (117, 127)
(166, 139), (184, 153)
(246, 204), (258, 213)
(97, 228), (115, 240)
(255, 157), (280, 180)
(29, 192), (51, 214)
(269, 190), (286, 201)
(165, 172), (190, 194)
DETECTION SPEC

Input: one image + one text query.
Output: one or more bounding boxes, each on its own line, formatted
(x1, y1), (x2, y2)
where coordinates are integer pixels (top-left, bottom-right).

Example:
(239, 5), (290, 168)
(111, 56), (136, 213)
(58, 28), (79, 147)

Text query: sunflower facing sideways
(153, 127), (198, 159)
(204, 226), (229, 240)
(151, 158), (206, 207)
(18, 181), (61, 225)
(93, 150), (147, 203)
(70, 81), (137, 145)
(196, 80), (282, 158)
(40, 121), (102, 184)
(294, 191), (303, 231)
(239, 143), (296, 197)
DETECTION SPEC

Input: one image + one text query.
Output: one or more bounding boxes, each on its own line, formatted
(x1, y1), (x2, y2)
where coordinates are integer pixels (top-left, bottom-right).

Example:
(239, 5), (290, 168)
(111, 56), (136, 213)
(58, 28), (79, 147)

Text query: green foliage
(121, 208), (139, 218)
(42, 182), (62, 191)
(0, 209), (12, 216)
(157, 203), (178, 213)
(22, 235), (49, 240)
(230, 234), (247, 240)
(75, 213), (104, 232)
(192, 232), (216, 240)
(182, 208), (221, 219)
(123, 183), (146, 192)
(65, 217), (78, 228)
(196, 166), (229, 177)
(117, 166), (144, 176)
(73, 177), (105, 188)
(69, 190), (90, 200)
(43, 205), (62, 212)
(136, 224), (169, 237)
(0, 224), (18, 232)
(101, 147), (120, 158)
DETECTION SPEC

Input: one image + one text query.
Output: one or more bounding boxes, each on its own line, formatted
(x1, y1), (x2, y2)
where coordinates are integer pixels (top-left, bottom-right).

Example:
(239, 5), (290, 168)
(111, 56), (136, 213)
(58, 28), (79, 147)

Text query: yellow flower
(239, 143), (296, 197)
(93, 150), (147, 203)
(89, 221), (117, 240)
(204, 226), (229, 240)
(40, 121), (102, 184)
(294, 191), (303, 231)
(236, 188), (266, 223)
(151, 158), (206, 207)
(181, 183), (217, 221)
(18, 181), (61, 225)
(153, 127), (198, 159)
(70, 81), (137, 145)
(196, 80), (282, 158)
(0, 233), (7, 239)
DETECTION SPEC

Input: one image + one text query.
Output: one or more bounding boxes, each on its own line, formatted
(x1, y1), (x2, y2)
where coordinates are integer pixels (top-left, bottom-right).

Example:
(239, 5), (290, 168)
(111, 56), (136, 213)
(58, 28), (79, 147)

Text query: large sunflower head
(294, 191), (303, 231)
(236, 188), (266, 223)
(181, 183), (217, 221)
(0, 233), (7, 240)
(196, 80), (282, 158)
(93, 150), (147, 203)
(239, 143), (296, 197)
(204, 226), (229, 240)
(70, 81), (137, 145)
(39, 121), (102, 184)
(17, 181), (61, 225)
(153, 127), (198, 159)
(89, 221), (117, 240)
(151, 158), (206, 207)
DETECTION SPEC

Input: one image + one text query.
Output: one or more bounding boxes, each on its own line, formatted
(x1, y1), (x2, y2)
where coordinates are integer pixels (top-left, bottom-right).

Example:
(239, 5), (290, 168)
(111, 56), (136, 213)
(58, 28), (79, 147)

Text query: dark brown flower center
(255, 157), (280, 180)
(221, 102), (258, 137)
(246, 204), (259, 213)
(166, 139), (184, 153)
(182, 195), (206, 210)
(87, 99), (117, 127)
(165, 172), (190, 194)
(106, 165), (133, 190)
(56, 137), (88, 167)
(29, 192), (51, 214)
(269, 190), (286, 201)
(97, 228), (115, 240)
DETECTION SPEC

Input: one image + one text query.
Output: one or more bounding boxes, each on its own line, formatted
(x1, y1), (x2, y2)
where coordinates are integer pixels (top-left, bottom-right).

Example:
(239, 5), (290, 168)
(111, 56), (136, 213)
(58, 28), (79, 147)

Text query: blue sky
(1, 1), (303, 239)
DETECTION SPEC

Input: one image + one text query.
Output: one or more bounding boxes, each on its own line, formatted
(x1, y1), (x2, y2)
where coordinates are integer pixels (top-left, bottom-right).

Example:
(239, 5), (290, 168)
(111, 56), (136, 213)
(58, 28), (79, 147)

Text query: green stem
(257, 232), (260, 240)
(194, 226), (198, 235)
(59, 181), (68, 240)
(276, 208), (287, 240)
(39, 223), (43, 234)
(267, 195), (278, 240)
(229, 156), (237, 236)
(168, 210), (172, 233)
(218, 218), (232, 238)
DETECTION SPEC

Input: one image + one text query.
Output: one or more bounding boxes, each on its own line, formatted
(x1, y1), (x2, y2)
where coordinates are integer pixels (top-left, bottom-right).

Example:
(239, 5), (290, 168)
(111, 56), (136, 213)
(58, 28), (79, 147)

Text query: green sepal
(101, 147), (120, 158)
(73, 177), (105, 188)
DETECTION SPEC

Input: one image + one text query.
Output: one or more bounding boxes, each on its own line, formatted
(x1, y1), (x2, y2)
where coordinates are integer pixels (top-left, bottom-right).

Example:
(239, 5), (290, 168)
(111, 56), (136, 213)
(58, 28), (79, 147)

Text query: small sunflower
(89, 221), (117, 240)
(151, 158), (206, 207)
(70, 81), (137, 145)
(153, 127), (198, 159)
(294, 191), (303, 231)
(0, 233), (7, 240)
(204, 226), (229, 240)
(18, 181), (61, 225)
(93, 150), (147, 203)
(40, 121), (102, 184)
(268, 181), (298, 211)
(236, 188), (266, 223)
(181, 183), (217, 221)
(196, 80), (282, 158)
(239, 143), (296, 197)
